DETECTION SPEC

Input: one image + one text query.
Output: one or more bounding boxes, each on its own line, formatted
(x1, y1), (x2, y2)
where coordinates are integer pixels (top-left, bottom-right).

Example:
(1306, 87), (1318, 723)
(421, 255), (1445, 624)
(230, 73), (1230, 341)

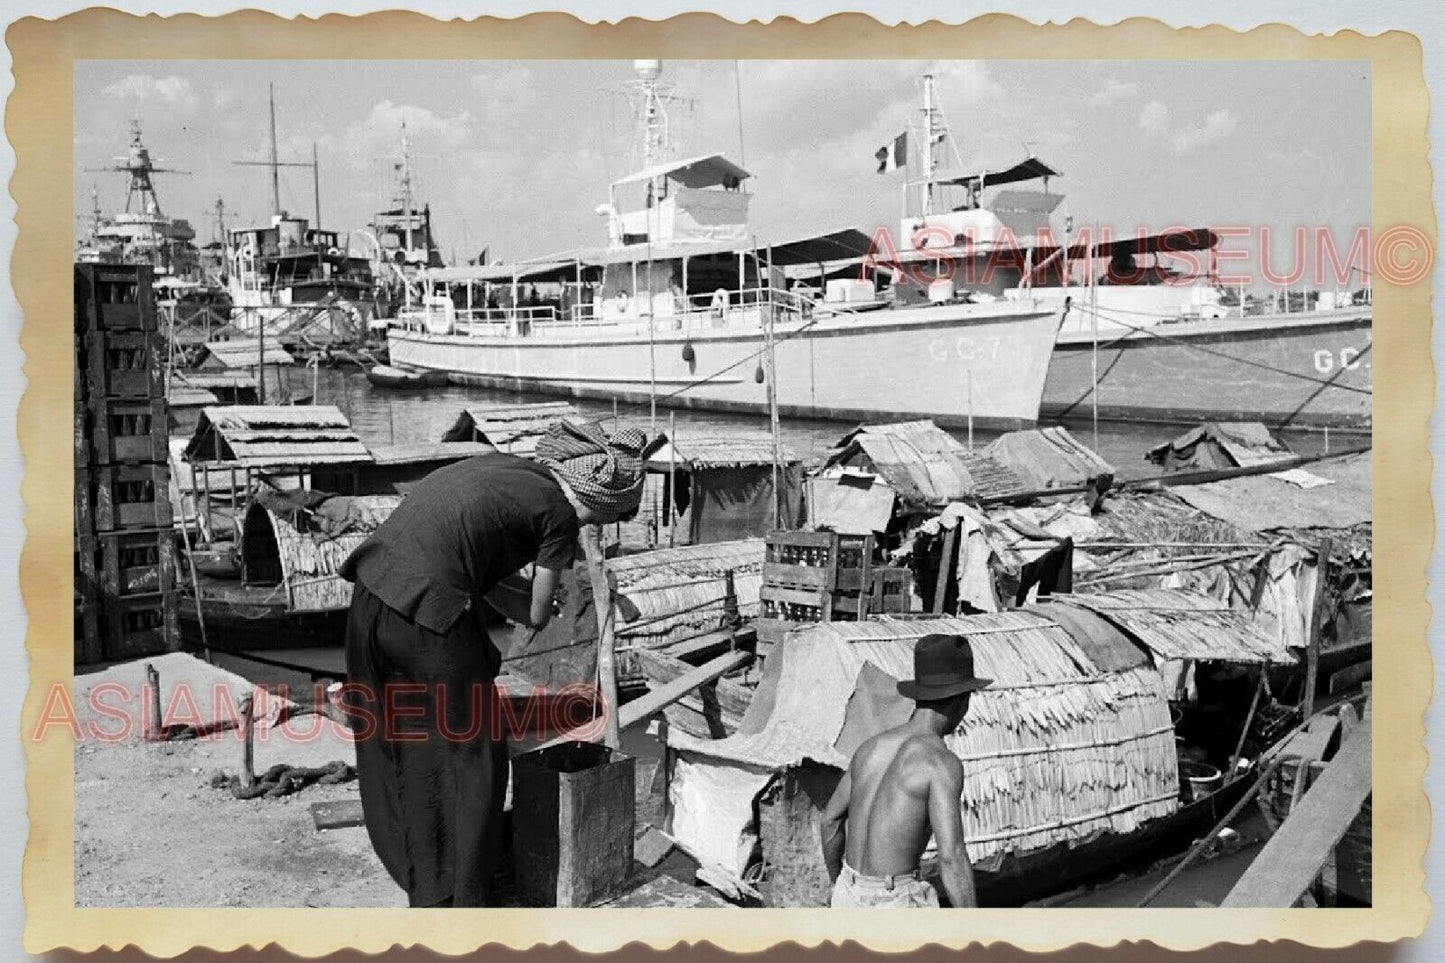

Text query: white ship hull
(387, 301), (1064, 430)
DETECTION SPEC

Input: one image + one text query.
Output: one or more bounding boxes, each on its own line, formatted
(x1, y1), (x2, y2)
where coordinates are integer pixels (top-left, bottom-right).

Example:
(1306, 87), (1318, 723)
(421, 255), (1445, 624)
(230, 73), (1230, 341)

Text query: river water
(294, 366), (1337, 476)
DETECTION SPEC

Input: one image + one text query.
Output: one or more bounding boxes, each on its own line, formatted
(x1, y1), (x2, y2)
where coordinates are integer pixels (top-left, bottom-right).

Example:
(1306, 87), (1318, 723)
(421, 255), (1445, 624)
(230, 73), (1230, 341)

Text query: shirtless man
(819, 633), (991, 908)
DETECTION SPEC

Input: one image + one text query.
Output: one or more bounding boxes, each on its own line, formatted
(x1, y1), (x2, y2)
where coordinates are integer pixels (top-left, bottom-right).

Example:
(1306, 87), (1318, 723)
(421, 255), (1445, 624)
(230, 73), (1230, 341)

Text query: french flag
(875, 132), (907, 173)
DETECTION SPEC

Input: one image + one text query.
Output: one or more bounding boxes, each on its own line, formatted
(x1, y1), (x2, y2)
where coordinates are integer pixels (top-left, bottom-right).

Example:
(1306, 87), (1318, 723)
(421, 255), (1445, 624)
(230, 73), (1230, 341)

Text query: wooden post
(667, 411), (677, 548)
(933, 525), (959, 615)
(722, 569), (739, 649)
(237, 691), (256, 791)
(1226, 669), (1267, 782)
(1302, 538), (1334, 720)
(582, 525), (621, 749)
(145, 663), (162, 742)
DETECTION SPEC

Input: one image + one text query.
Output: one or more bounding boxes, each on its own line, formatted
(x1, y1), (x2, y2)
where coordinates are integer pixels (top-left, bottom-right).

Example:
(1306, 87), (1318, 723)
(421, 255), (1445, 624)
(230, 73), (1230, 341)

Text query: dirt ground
(72, 653), (679, 909)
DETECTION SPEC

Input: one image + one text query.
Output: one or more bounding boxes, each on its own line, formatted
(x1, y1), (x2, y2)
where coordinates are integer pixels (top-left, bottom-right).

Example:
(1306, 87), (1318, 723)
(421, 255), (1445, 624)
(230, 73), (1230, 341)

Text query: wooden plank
(635, 648), (752, 718)
(581, 525), (621, 749)
(763, 562), (830, 590)
(766, 531), (836, 549)
(1328, 660), (1372, 695)
(310, 799), (366, 831)
(760, 585), (828, 607)
(1222, 719), (1371, 907)
(661, 626), (756, 664)
(616, 650), (750, 733)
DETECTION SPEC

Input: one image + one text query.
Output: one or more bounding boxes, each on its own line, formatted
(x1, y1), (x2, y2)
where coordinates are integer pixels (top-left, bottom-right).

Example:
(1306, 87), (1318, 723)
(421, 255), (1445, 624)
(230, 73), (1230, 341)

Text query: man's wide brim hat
(897, 633), (993, 701)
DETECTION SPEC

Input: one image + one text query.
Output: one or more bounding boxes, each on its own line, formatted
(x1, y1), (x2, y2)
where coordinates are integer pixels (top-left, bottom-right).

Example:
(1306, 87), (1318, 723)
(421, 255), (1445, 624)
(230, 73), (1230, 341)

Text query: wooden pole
(145, 663), (162, 742)
(1225, 669), (1267, 783)
(667, 410), (677, 548)
(1135, 762), (1277, 907)
(237, 691), (256, 791)
(175, 507), (212, 661)
(1302, 538), (1334, 719)
(933, 525), (959, 615)
(582, 525), (621, 749)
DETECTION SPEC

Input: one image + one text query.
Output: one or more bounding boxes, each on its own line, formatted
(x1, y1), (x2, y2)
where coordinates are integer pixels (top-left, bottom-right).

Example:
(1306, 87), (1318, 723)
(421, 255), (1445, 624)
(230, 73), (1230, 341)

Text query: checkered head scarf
(536, 420), (648, 519)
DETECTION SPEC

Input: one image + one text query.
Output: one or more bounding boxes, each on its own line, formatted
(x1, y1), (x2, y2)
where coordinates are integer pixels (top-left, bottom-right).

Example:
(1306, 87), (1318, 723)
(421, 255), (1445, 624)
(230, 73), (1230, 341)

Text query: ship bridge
(605, 152), (752, 249)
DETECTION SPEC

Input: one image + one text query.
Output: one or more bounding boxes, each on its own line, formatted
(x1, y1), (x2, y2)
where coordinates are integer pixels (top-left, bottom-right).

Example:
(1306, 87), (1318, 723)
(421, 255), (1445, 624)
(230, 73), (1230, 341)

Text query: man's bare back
(843, 726), (963, 876)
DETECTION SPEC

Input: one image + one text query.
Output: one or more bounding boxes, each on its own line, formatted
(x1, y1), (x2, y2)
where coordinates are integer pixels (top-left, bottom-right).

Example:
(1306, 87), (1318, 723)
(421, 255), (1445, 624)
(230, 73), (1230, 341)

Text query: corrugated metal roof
(645, 434), (798, 469)
(185, 405), (371, 468)
(438, 402), (580, 455)
(365, 441), (493, 465)
(983, 426), (1114, 491)
(199, 338), (295, 368)
(1052, 588), (1295, 664)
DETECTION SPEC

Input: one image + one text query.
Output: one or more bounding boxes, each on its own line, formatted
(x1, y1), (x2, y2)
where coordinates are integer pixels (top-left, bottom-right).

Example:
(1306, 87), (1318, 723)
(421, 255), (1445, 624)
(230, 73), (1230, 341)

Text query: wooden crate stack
(756, 532), (913, 645)
(74, 263), (180, 666)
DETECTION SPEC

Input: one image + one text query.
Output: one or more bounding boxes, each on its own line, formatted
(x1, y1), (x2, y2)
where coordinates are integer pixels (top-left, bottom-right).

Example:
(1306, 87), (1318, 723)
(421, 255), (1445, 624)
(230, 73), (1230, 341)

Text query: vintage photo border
(12, 9), (1432, 954)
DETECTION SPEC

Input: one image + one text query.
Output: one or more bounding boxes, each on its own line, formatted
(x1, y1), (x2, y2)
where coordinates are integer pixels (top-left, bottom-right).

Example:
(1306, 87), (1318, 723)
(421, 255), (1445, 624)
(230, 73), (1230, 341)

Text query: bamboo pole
(667, 410), (677, 549)
(1226, 669), (1267, 783)
(582, 524), (621, 749)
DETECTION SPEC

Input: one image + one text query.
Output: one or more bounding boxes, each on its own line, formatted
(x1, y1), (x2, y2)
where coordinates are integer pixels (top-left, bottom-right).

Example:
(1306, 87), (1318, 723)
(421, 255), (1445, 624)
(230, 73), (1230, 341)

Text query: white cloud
(1169, 108), (1239, 154)
(1091, 77), (1140, 106)
(1138, 100), (1169, 134)
(101, 74), (198, 113)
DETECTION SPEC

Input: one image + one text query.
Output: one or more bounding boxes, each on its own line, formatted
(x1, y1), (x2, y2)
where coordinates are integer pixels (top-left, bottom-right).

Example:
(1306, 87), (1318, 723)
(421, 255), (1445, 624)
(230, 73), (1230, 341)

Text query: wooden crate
(758, 532), (877, 641)
(511, 741), (635, 907)
(74, 545), (103, 666)
(82, 527), (177, 597)
(75, 263), (157, 332)
(101, 589), (179, 661)
(84, 396), (169, 465)
(81, 329), (165, 400)
(85, 462), (173, 531)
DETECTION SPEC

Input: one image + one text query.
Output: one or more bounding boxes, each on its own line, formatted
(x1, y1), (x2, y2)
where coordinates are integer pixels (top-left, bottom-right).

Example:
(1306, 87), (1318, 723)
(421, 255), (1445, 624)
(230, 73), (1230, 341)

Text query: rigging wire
(1072, 303), (1373, 396)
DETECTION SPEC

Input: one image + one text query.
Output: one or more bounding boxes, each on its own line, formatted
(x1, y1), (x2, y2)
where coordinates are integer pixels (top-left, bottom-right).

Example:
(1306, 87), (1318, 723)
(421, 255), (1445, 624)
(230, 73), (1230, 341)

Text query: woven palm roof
(983, 426), (1114, 491)
(825, 420), (1027, 505)
(198, 338), (295, 368)
(243, 495), (400, 612)
(608, 539), (765, 648)
(1052, 588), (1295, 664)
(365, 441), (493, 466)
(645, 434), (798, 470)
(184, 405), (371, 468)
(668, 611), (1177, 872)
(438, 402), (580, 456)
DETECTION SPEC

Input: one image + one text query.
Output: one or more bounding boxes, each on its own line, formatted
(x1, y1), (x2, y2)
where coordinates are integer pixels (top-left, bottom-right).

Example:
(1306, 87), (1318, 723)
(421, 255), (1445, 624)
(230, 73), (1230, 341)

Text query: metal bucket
(1179, 760), (1223, 803)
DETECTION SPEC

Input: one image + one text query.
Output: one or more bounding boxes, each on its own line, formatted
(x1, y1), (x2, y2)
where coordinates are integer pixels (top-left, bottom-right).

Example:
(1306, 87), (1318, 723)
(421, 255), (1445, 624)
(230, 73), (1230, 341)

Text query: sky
(74, 59), (1370, 286)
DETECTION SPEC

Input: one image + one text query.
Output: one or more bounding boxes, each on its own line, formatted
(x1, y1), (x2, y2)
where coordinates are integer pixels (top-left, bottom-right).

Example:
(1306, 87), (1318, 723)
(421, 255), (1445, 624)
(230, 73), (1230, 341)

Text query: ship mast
(233, 83), (321, 224)
(86, 118), (188, 218)
(398, 119), (415, 253)
(921, 73), (939, 216)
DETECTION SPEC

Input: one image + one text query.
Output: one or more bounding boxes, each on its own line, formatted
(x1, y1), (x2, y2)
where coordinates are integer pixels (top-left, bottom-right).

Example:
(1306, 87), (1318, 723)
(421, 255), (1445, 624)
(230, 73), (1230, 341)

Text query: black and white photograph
(65, 51), (1379, 917)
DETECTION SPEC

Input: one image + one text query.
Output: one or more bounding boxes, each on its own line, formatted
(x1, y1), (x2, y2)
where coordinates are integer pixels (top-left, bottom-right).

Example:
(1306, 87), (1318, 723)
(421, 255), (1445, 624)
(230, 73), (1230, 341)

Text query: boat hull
(387, 302), (1064, 430)
(1043, 309), (1372, 430)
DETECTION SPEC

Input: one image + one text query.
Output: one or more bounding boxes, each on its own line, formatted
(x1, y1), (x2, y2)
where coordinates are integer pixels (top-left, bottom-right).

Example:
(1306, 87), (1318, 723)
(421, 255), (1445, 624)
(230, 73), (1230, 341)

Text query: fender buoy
(681, 341), (695, 363)
(754, 364), (766, 384)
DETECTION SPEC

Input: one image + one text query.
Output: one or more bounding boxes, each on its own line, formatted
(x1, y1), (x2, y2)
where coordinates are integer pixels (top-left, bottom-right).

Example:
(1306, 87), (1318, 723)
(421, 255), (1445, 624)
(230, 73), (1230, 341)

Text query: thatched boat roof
(365, 441), (492, 465)
(607, 540), (765, 649)
(645, 434), (798, 470)
(438, 402), (579, 456)
(1051, 588), (1295, 664)
(982, 426), (1114, 490)
(242, 494), (400, 612)
(1165, 451), (1371, 532)
(667, 611), (1178, 880)
(1145, 421), (1292, 472)
(824, 420), (1028, 506)
(197, 338), (295, 368)
(185, 405), (371, 468)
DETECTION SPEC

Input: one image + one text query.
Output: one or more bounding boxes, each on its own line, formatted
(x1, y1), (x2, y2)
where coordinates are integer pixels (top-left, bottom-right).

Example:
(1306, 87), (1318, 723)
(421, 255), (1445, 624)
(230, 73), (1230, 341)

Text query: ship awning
(612, 152), (751, 190)
(927, 156), (1062, 191)
(418, 260), (586, 284)
(763, 227), (876, 266)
